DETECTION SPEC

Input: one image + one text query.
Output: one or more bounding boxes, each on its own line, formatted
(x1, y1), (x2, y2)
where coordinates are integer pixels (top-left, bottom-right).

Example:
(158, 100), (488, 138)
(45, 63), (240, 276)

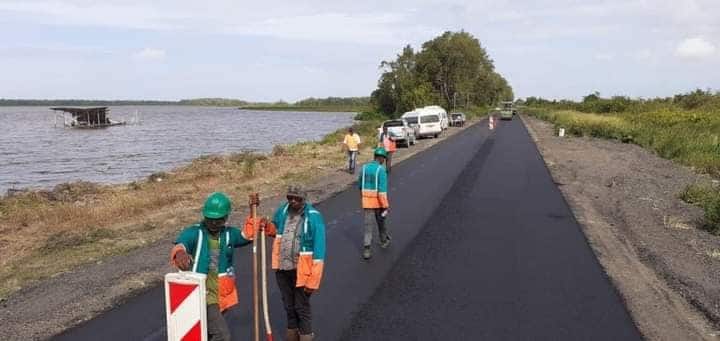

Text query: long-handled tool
(251, 193), (273, 341)
(250, 194), (260, 341)
(260, 211), (273, 341)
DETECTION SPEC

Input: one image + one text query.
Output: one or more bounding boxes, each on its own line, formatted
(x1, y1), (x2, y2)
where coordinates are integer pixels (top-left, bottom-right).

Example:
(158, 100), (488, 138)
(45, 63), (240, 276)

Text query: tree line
(521, 88), (720, 114)
(1, 97), (369, 110)
(371, 31), (514, 117)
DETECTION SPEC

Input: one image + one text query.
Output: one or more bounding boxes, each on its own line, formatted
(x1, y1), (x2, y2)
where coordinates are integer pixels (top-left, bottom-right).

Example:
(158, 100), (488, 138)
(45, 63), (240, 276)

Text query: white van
(421, 105), (449, 130)
(402, 108), (442, 138)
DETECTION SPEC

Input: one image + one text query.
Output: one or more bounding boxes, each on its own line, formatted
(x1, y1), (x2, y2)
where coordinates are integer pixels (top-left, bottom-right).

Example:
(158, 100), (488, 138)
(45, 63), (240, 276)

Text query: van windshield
(420, 115), (439, 123)
(404, 117), (418, 124)
(384, 120), (404, 127)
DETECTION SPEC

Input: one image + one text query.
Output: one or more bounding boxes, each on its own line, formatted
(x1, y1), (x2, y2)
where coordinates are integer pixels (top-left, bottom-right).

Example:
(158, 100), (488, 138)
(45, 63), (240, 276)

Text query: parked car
(500, 101), (514, 120)
(382, 118), (416, 147)
(449, 112), (466, 127)
(422, 105), (449, 130)
(403, 108), (442, 138)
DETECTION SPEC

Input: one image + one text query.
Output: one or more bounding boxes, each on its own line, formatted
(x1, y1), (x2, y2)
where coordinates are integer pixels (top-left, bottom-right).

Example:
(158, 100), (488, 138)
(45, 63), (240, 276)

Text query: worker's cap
(373, 147), (388, 158)
(286, 185), (307, 200)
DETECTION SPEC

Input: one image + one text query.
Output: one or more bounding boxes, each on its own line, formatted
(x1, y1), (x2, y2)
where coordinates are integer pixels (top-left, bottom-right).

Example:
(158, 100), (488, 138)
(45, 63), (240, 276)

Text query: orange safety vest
(379, 133), (397, 152)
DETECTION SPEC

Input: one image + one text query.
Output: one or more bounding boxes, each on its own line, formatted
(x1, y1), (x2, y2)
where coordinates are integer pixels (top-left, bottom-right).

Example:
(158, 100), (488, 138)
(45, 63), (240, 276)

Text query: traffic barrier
(489, 116), (495, 130)
(559, 128), (565, 137)
(165, 272), (208, 341)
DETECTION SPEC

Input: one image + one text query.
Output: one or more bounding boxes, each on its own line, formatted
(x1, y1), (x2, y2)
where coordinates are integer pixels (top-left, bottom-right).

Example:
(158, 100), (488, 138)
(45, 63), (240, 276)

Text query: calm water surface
(0, 106), (354, 193)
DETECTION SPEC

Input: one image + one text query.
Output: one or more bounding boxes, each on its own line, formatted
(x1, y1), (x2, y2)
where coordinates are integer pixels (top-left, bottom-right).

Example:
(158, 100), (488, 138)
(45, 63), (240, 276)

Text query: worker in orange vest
(378, 126), (397, 174)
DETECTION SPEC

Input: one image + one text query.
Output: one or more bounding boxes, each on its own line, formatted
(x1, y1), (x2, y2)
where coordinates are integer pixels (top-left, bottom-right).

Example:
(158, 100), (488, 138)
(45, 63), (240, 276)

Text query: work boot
(362, 246), (372, 260)
(299, 333), (314, 341)
(380, 234), (392, 249)
(286, 328), (299, 341)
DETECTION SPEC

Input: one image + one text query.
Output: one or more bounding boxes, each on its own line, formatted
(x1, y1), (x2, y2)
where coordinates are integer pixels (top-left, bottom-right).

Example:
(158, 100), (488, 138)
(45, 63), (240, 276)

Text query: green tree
(372, 31), (513, 115)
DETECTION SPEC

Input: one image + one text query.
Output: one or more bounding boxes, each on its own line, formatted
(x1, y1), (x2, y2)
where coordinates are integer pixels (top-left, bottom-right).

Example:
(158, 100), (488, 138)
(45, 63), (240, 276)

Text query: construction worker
(342, 127), (362, 174)
(378, 126), (397, 173)
(358, 147), (390, 260)
(170, 192), (255, 341)
(254, 185), (326, 341)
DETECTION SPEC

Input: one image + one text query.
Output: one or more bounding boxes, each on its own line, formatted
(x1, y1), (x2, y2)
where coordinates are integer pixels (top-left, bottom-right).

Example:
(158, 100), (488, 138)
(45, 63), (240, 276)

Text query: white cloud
(595, 53), (615, 61)
(133, 48), (166, 61)
(633, 49), (657, 63)
(675, 37), (717, 59)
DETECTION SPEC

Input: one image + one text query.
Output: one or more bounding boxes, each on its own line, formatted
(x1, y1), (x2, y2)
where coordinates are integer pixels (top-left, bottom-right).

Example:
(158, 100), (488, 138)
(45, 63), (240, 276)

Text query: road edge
(519, 113), (719, 341)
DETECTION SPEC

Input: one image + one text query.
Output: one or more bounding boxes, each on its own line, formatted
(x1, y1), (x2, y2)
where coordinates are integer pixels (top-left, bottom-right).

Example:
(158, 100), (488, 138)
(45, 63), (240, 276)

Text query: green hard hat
(374, 147), (388, 158)
(202, 192), (232, 219)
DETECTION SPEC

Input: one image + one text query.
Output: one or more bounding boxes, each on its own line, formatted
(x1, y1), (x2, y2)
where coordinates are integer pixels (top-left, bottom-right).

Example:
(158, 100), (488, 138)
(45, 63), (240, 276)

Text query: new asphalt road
(55, 117), (642, 340)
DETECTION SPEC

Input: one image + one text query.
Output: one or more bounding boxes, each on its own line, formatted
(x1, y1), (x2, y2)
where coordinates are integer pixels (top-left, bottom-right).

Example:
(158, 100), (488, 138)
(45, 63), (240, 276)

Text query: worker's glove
(173, 249), (193, 271)
(259, 216), (277, 237)
(248, 193), (260, 207)
(380, 209), (389, 218)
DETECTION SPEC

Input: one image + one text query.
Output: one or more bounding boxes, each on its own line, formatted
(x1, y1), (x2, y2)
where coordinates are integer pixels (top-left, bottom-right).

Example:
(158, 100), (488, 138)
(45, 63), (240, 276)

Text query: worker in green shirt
(170, 192), (255, 341)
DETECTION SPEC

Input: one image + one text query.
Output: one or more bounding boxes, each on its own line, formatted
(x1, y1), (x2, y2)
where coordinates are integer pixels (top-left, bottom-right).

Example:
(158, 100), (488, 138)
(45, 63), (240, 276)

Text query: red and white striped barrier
(165, 272), (208, 341)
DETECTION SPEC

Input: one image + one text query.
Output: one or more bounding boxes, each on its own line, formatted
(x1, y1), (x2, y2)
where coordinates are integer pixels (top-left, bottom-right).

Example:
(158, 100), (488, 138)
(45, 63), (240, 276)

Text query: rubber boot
(286, 328), (300, 341)
(362, 246), (372, 260)
(299, 333), (314, 341)
(380, 234), (391, 249)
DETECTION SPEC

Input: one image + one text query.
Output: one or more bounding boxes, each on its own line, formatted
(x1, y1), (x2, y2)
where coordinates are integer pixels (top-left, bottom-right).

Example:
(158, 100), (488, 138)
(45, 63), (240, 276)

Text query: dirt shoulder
(0, 119), (481, 340)
(521, 114), (720, 341)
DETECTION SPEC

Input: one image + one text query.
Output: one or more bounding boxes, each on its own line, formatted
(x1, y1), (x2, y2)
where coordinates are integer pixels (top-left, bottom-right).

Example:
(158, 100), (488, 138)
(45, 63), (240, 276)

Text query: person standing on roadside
(170, 192), (255, 341)
(342, 127), (362, 174)
(358, 147), (391, 260)
(378, 126), (397, 174)
(253, 185), (326, 341)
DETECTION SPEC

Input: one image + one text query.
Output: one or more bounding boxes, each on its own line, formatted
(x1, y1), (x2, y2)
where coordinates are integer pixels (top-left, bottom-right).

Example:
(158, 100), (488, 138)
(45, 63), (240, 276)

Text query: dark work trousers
(206, 304), (231, 341)
(276, 270), (313, 335)
(347, 150), (358, 174)
(385, 152), (393, 174)
(363, 208), (388, 247)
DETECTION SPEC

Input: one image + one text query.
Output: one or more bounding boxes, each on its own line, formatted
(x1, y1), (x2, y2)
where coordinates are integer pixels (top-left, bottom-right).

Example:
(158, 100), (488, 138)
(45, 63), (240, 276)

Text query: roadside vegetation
(524, 89), (720, 233)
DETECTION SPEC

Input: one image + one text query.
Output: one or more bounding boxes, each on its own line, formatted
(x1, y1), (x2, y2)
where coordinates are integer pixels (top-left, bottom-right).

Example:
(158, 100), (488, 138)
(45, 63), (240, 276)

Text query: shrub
(680, 184), (720, 234)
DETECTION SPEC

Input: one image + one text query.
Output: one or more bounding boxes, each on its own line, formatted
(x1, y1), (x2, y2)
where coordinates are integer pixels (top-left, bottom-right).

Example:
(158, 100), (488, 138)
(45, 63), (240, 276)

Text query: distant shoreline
(0, 97), (371, 111)
(238, 105), (368, 112)
(0, 98), (247, 107)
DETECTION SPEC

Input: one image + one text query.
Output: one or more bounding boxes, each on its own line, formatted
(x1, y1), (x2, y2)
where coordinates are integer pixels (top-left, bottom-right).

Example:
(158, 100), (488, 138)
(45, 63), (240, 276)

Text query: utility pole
(453, 92), (457, 111)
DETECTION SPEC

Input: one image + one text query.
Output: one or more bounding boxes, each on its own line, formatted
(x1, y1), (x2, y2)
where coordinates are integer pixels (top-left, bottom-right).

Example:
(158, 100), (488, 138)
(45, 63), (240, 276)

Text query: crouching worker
(170, 192), (254, 341)
(251, 185), (326, 341)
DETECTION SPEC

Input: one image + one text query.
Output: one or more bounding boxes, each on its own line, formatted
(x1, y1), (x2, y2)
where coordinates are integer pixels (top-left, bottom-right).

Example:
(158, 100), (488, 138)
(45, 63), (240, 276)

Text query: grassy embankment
(0, 116), (383, 300)
(525, 97), (720, 233)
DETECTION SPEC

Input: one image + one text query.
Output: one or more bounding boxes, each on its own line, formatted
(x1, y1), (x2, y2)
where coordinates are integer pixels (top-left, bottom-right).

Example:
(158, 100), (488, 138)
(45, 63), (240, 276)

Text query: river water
(0, 106), (354, 193)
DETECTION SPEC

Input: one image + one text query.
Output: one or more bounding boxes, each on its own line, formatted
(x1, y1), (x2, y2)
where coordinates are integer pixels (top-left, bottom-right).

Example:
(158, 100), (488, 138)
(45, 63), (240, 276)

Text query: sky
(0, 0), (718, 101)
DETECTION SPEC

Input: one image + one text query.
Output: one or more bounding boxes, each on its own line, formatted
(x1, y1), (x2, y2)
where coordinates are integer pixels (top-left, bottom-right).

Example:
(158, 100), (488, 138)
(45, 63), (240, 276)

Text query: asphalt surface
(54, 118), (642, 340)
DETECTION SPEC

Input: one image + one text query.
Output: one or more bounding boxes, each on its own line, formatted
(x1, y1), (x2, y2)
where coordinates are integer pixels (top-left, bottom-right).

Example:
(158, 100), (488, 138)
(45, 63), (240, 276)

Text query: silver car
(382, 119), (416, 148)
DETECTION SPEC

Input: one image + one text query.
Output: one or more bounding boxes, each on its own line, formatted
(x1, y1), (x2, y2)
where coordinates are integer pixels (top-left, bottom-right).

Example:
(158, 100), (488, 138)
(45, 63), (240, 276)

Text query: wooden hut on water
(52, 107), (127, 128)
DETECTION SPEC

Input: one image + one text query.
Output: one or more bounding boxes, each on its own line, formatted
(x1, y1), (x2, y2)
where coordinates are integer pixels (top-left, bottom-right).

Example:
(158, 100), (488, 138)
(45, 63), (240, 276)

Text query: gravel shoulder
(521, 114), (720, 341)
(0, 120), (480, 341)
